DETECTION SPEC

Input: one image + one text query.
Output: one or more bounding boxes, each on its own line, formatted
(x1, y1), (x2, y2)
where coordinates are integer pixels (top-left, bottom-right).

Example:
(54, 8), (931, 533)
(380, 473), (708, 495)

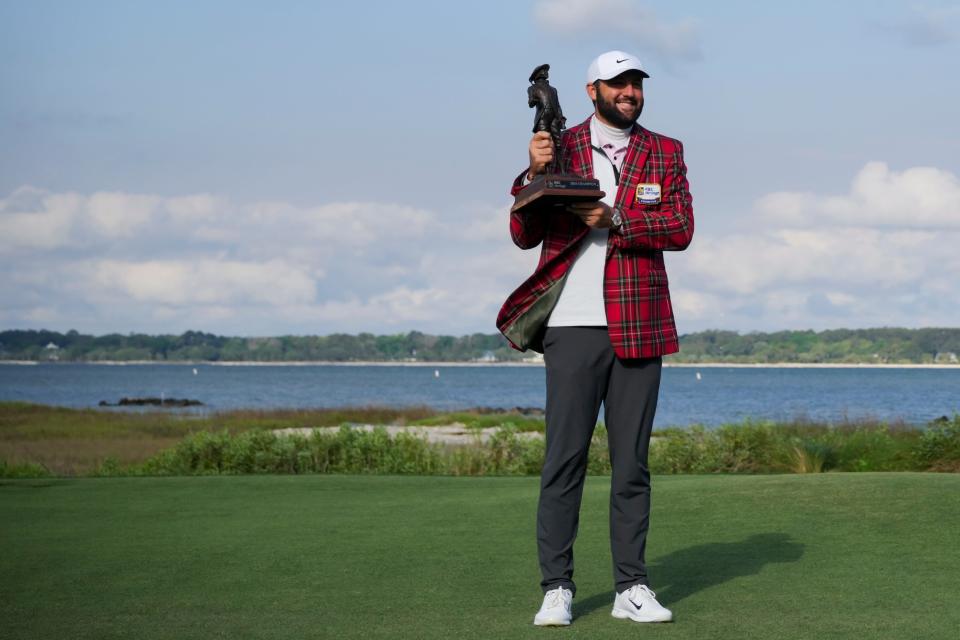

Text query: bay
(1, 363), (958, 428)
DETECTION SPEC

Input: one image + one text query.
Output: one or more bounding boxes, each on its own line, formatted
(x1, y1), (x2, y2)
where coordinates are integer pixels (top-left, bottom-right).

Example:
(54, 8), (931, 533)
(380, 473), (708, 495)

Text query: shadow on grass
(575, 533), (804, 616)
(0, 480), (64, 489)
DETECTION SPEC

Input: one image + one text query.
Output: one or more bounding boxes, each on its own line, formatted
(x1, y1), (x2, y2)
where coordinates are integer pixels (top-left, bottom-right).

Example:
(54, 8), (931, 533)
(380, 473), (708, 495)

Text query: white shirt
(547, 116), (631, 327)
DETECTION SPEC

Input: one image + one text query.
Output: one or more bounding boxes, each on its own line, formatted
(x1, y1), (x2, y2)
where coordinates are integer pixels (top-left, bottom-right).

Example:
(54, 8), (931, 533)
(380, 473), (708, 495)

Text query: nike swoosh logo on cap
(616, 58), (629, 63)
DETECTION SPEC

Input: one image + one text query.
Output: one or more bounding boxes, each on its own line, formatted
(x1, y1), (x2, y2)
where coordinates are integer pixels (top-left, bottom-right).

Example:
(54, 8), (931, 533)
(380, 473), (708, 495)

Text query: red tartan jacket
(496, 116), (694, 359)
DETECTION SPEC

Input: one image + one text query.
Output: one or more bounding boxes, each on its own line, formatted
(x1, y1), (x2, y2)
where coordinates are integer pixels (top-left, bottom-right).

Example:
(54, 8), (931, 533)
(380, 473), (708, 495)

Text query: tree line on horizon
(2, 328), (960, 365)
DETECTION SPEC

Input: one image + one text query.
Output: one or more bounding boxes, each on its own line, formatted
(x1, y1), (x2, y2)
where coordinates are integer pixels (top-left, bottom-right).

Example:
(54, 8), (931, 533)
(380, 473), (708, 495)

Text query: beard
(595, 91), (643, 129)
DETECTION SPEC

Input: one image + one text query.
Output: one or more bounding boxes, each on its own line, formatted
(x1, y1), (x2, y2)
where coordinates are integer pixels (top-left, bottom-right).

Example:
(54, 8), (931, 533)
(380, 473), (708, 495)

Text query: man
(496, 50), (694, 626)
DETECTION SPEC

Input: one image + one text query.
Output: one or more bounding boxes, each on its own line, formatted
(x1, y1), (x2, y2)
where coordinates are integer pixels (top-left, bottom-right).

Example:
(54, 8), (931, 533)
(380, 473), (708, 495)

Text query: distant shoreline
(2, 360), (959, 369)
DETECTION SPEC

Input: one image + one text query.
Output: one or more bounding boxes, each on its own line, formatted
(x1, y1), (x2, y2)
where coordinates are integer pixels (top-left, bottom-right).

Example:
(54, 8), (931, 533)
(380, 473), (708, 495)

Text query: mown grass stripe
(1, 473), (958, 639)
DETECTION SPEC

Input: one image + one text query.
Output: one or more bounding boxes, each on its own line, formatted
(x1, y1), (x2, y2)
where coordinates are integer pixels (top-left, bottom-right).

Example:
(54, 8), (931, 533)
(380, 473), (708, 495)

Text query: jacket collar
(575, 116), (651, 207)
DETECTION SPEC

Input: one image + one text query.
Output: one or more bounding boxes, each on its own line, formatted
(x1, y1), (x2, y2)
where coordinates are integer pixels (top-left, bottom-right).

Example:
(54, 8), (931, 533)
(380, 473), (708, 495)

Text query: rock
(99, 397), (203, 407)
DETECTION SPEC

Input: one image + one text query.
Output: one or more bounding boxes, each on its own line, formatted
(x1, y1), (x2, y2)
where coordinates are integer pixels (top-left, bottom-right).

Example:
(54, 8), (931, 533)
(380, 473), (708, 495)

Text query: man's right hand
(527, 131), (554, 181)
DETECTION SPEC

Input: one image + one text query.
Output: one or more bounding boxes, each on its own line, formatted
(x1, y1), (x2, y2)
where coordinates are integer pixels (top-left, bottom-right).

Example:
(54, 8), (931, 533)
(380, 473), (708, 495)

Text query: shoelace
(546, 588), (570, 608)
(628, 584), (656, 600)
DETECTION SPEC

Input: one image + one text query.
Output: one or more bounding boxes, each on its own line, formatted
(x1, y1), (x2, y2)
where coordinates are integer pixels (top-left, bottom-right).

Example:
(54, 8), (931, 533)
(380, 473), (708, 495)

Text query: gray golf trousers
(538, 326), (662, 596)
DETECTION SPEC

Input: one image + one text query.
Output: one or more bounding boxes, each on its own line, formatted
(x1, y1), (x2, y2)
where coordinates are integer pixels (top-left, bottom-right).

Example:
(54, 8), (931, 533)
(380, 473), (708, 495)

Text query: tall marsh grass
(90, 416), (960, 477)
(135, 426), (547, 477)
(3, 401), (958, 478)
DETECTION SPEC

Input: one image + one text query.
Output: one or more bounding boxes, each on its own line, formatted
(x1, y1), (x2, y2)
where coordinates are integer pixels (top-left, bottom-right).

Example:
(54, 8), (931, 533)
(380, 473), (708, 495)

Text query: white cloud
(672, 161), (960, 331)
(165, 194), (226, 221)
(83, 259), (318, 306)
(303, 201), (435, 246)
(753, 191), (819, 227)
(0, 187), (200, 251)
(461, 202), (517, 242)
(0, 185), (530, 335)
(669, 288), (722, 319)
(684, 227), (941, 297)
(6, 160), (957, 337)
(758, 162), (960, 228)
(85, 192), (161, 237)
(533, 0), (702, 62)
(0, 187), (82, 250)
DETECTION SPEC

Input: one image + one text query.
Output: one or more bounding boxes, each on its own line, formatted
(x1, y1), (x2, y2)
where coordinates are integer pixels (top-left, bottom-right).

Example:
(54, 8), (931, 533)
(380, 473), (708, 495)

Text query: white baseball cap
(587, 50), (649, 83)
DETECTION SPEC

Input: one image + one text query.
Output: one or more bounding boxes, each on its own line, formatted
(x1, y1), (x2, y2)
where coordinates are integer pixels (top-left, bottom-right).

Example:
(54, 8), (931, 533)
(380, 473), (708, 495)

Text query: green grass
(2, 473), (958, 639)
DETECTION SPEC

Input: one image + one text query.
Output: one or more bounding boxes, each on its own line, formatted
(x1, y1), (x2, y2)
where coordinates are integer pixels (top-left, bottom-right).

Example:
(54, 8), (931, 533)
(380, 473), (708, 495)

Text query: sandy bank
(272, 423), (543, 445)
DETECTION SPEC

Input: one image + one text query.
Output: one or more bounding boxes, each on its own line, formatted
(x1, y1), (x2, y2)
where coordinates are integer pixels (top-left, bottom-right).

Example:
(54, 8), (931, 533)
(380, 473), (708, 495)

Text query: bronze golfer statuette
(511, 63), (604, 214)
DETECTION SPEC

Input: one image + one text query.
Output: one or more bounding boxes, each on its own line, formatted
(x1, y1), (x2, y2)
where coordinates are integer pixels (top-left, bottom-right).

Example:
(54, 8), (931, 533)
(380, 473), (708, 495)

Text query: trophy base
(511, 174), (605, 213)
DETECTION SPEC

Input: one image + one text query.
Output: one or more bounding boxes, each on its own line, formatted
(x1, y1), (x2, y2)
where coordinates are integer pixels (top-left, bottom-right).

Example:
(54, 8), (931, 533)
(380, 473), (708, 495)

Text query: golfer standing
(496, 50), (694, 626)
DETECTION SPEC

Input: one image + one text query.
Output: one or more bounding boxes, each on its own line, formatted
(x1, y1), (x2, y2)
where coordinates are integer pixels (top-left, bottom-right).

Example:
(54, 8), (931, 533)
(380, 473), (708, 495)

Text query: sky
(2, 0), (959, 337)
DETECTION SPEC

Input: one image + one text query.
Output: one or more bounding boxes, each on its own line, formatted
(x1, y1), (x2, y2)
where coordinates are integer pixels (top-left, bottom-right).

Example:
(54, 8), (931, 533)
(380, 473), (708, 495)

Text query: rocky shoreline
(98, 397), (203, 407)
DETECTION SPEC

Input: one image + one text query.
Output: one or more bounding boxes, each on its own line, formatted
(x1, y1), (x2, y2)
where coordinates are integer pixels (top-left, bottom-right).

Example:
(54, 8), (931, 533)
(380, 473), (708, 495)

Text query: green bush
(825, 426), (917, 472)
(136, 426), (458, 476)
(92, 456), (123, 477)
(789, 441), (835, 473)
(647, 420), (929, 474)
(914, 415), (960, 471)
(650, 426), (724, 474)
(0, 459), (52, 478)
(36, 416), (960, 478)
(714, 421), (785, 472)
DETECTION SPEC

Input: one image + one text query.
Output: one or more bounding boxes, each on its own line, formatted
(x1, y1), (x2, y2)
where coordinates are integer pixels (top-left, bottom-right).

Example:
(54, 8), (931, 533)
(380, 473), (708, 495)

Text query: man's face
(587, 71), (645, 128)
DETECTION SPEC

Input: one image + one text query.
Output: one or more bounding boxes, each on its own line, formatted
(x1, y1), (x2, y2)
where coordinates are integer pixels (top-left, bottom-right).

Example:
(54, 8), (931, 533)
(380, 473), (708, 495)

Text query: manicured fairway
(2, 473), (959, 639)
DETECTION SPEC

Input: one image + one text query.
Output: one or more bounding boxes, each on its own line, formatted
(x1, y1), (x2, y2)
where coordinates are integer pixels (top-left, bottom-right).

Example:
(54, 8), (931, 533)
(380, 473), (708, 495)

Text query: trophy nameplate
(511, 175), (605, 213)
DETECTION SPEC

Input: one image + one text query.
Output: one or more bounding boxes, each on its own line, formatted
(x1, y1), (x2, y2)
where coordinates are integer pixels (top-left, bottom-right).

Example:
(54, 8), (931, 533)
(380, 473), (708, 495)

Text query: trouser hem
(542, 580), (576, 597)
(616, 578), (650, 595)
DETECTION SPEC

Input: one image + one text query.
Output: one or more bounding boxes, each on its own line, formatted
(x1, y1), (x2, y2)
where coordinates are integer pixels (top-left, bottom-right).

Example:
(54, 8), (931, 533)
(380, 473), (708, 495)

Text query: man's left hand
(567, 201), (613, 228)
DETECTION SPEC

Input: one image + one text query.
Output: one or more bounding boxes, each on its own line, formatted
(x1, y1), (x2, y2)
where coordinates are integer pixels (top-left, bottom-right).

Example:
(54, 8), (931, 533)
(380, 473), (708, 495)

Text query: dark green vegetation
(0, 329), (515, 362)
(678, 327), (960, 364)
(4, 327), (960, 363)
(0, 402), (438, 476)
(2, 473), (958, 639)
(3, 403), (958, 478)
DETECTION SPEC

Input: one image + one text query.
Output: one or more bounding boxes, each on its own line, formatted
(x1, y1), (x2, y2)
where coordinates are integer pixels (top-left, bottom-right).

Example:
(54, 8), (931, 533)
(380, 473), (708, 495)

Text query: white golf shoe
(533, 586), (573, 626)
(611, 584), (673, 623)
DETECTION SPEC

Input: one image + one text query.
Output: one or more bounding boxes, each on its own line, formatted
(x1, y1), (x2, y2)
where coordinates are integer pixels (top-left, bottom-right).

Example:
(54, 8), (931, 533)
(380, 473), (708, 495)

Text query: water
(1, 363), (958, 427)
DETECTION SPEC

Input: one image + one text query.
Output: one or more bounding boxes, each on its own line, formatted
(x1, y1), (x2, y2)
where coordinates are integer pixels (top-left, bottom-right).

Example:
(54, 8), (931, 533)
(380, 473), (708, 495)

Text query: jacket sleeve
(508, 170), (547, 249)
(610, 141), (694, 252)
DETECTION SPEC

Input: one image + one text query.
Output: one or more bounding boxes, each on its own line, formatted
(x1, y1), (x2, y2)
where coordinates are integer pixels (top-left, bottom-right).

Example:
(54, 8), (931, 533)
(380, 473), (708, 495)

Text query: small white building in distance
(44, 342), (60, 361)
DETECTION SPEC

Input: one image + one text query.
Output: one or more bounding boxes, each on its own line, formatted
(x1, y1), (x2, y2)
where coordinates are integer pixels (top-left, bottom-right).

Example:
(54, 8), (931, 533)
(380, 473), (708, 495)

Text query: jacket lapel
(616, 125), (650, 207)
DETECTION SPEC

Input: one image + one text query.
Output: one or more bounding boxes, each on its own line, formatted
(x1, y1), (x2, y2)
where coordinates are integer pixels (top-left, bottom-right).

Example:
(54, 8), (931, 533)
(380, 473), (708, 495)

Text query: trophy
(511, 63), (605, 214)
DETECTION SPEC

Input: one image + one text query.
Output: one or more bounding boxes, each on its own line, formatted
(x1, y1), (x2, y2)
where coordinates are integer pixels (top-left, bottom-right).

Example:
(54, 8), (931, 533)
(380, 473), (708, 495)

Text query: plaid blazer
(496, 116), (694, 359)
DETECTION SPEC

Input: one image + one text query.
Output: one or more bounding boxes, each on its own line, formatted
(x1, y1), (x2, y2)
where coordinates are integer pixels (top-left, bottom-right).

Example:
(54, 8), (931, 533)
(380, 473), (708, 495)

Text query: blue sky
(2, 0), (959, 337)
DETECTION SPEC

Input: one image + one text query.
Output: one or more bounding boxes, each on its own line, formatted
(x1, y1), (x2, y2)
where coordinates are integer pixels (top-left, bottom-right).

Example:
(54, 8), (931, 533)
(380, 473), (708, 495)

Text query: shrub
(825, 426), (917, 472)
(650, 426), (724, 474)
(44, 417), (960, 478)
(92, 456), (123, 477)
(789, 441), (834, 473)
(715, 421), (784, 472)
(0, 459), (52, 479)
(914, 415), (960, 471)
